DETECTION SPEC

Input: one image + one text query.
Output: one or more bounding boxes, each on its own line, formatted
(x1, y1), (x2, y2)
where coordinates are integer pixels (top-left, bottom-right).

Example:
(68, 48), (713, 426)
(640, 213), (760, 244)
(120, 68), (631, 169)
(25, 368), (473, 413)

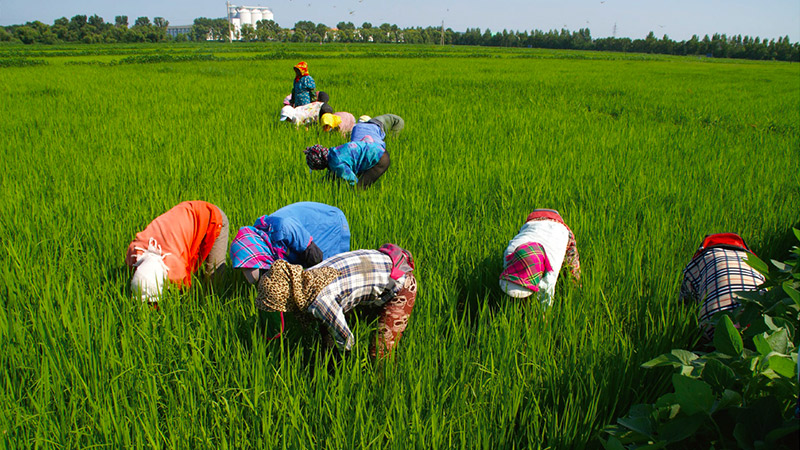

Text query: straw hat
(256, 260), (339, 312)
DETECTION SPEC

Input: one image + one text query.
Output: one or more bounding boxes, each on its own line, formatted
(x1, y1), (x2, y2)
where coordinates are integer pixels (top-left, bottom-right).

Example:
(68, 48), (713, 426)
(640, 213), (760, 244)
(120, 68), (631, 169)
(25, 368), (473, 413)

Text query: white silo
(261, 8), (274, 22)
(251, 8), (263, 26)
(237, 7), (251, 27)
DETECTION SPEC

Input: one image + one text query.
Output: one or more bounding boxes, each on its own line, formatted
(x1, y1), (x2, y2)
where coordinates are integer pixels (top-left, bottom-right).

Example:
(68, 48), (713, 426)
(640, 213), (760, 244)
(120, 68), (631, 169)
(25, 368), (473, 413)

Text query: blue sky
(1, 0), (798, 41)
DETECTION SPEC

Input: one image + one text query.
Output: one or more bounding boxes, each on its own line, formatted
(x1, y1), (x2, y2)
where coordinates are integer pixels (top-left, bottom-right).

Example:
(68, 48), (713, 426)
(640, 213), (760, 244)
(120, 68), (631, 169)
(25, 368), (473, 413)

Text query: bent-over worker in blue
(304, 142), (390, 188)
(229, 202), (350, 284)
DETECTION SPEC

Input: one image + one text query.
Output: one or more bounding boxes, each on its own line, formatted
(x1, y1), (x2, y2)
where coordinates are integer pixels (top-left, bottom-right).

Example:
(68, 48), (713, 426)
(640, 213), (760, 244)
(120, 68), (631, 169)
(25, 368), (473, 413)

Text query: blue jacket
(257, 202), (351, 264)
(327, 142), (386, 185)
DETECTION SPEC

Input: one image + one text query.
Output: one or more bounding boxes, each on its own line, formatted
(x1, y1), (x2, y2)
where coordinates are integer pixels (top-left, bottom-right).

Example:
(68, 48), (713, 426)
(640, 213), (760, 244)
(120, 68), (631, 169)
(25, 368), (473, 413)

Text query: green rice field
(1, 43), (798, 448)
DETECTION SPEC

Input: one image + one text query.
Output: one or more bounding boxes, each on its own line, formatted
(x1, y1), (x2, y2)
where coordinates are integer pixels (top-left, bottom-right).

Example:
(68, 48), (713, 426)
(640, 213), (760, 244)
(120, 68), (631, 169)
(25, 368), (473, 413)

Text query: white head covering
(279, 105), (296, 122)
(358, 115), (371, 123)
(499, 280), (535, 298)
(130, 238), (170, 303)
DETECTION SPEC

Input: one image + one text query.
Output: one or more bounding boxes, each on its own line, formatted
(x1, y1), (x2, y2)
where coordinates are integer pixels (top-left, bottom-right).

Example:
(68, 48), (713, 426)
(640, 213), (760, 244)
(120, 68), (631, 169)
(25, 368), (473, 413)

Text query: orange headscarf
(294, 61), (309, 80)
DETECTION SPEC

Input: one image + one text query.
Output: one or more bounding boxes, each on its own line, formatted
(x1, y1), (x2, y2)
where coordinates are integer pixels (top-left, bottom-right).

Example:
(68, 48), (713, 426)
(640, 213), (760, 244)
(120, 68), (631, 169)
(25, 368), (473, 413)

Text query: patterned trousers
(370, 274), (418, 358)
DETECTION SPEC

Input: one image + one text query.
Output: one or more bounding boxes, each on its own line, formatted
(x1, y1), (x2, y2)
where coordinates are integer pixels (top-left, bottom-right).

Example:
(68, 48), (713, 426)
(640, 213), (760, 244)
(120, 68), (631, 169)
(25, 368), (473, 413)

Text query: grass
(0, 43), (798, 448)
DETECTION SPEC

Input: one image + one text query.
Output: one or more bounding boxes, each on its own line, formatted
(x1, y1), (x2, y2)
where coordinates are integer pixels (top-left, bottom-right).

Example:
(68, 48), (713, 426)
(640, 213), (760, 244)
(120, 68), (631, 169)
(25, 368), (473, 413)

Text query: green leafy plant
(602, 229), (800, 449)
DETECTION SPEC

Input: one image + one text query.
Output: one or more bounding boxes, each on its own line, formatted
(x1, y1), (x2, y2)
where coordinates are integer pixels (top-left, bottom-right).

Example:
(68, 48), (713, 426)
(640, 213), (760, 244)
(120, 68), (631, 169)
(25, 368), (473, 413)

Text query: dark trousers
(357, 151), (390, 189)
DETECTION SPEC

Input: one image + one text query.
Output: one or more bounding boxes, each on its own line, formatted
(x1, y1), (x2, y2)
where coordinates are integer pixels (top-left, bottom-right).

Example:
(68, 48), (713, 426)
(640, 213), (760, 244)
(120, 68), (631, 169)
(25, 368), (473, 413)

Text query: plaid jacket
(307, 250), (402, 350)
(679, 247), (764, 323)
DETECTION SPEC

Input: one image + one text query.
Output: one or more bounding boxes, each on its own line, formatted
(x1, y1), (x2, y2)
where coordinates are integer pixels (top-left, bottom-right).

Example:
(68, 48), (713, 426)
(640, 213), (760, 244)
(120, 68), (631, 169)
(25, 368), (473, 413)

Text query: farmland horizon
(1, 0), (799, 42)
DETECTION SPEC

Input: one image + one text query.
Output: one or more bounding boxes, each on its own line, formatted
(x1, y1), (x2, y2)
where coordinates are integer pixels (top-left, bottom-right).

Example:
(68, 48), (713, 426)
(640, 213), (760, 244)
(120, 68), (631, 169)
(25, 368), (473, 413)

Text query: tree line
(2, 15), (798, 62)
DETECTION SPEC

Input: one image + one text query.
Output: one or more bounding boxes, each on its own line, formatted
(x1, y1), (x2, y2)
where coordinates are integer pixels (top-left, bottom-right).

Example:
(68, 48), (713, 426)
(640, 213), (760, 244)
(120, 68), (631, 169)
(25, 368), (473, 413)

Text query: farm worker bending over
(320, 111), (356, 135)
(280, 101), (331, 127)
(255, 244), (417, 358)
(679, 233), (765, 339)
(290, 61), (318, 107)
(126, 201), (229, 304)
(357, 114), (405, 138)
(499, 209), (581, 306)
(229, 202), (350, 285)
(304, 137), (390, 188)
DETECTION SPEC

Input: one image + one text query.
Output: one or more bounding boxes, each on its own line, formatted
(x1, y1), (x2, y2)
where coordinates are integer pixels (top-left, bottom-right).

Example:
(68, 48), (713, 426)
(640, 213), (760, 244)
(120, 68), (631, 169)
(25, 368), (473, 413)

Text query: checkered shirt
(679, 247), (765, 323)
(307, 250), (403, 350)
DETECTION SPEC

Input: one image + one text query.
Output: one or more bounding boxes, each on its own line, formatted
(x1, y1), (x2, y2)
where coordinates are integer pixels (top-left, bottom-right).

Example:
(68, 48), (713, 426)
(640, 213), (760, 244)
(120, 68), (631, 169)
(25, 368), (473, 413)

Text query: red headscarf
(294, 61), (309, 81)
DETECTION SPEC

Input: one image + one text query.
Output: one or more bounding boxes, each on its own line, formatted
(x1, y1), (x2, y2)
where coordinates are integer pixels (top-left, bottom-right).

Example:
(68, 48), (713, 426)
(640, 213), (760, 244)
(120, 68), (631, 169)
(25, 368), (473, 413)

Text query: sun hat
(320, 113), (342, 130)
(280, 105), (295, 122)
(358, 115), (371, 123)
(130, 238), (170, 303)
(255, 259), (340, 312)
(304, 144), (330, 170)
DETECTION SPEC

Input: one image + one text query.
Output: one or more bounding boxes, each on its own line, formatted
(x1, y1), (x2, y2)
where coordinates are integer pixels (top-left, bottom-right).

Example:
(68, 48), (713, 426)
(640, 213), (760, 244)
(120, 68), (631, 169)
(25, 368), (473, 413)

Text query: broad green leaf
(617, 415), (653, 438)
(770, 259), (790, 272)
(793, 227), (800, 243)
(745, 254), (770, 276)
(753, 334), (772, 356)
(672, 374), (714, 416)
(641, 353), (678, 369)
(734, 290), (764, 305)
(656, 414), (704, 443)
(713, 389), (742, 412)
(654, 393), (678, 409)
(782, 282), (800, 307)
(765, 422), (800, 443)
(765, 328), (789, 354)
(600, 436), (626, 450)
(764, 315), (779, 331)
(714, 315), (743, 357)
(670, 349), (699, 366)
(702, 358), (736, 393)
(767, 355), (796, 378)
(654, 393), (680, 420)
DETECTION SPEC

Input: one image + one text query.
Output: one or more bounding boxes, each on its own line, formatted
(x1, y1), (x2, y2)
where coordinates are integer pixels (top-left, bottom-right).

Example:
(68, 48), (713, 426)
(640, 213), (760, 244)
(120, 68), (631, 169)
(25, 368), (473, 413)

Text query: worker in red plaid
(679, 233), (765, 338)
(499, 209), (581, 305)
(256, 245), (417, 358)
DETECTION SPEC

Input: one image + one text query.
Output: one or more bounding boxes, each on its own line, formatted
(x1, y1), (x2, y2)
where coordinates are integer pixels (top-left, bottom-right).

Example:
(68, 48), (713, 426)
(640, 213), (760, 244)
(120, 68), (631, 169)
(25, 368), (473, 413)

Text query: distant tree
(14, 26), (38, 44)
(361, 22), (372, 29)
(290, 29), (306, 42)
(293, 20), (315, 35)
(115, 16), (128, 28)
(256, 19), (281, 41)
(0, 27), (13, 42)
(69, 15), (87, 29)
(87, 15), (104, 29)
(133, 17), (151, 28)
(337, 21), (355, 30)
(191, 17), (212, 41)
(315, 23), (328, 35)
(153, 17), (168, 29)
(240, 24), (255, 42)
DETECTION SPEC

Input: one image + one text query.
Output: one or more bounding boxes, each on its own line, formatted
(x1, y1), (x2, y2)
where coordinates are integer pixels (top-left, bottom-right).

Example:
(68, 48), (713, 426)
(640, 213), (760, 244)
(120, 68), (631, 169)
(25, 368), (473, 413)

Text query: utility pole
(440, 20), (444, 46)
(227, 1), (232, 43)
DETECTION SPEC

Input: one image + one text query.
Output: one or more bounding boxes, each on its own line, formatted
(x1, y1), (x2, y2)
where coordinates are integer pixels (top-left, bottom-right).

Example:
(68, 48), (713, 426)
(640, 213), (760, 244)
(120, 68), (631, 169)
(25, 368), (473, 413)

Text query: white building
(227, 3), (274, 40)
